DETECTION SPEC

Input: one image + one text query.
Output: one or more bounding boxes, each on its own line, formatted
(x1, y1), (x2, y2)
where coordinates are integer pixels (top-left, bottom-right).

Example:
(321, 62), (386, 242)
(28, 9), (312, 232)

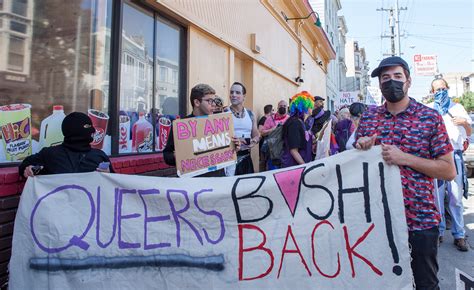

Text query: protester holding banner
(225, 82), (260, 176)
(19, 112), (113, 177)
(430, 77), (471, 252)
(164, 84), (240, 177)
(356, 56), (456, 289)
(281, 91), (314, 167)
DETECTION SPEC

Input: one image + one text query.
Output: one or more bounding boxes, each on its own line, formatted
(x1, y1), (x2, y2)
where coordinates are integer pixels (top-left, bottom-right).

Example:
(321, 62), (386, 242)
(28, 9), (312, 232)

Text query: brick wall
(0, 153), (175, 289)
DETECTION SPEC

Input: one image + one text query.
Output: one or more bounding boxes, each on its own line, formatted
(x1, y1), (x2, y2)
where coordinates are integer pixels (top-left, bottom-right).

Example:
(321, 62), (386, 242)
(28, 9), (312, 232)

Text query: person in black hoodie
(19, 112), (113, 178)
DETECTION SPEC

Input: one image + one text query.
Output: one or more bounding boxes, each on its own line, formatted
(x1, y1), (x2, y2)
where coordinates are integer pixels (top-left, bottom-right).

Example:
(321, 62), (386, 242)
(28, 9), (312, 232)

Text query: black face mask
(278, 107), (287, 115)
(62, 112), (96, 151)
(381, 79), (406, 103)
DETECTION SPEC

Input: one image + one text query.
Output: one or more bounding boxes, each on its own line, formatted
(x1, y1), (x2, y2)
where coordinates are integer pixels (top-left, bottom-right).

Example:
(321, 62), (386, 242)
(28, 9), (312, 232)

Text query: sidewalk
(438, 178), (474, 289)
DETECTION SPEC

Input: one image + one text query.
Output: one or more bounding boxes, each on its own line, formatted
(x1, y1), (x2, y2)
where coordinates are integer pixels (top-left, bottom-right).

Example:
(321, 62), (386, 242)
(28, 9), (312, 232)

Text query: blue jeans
(436, 150), (466, 239)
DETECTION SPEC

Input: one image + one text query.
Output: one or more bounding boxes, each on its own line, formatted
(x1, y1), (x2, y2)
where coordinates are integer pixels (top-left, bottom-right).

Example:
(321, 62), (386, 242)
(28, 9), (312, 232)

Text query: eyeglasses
(201, 98), (216, 105)
(214, 98), (223, 107)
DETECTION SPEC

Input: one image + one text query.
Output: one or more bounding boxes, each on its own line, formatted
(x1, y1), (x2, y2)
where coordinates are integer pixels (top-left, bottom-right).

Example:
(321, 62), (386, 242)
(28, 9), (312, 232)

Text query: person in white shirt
(431, 77), (471, 251)
(225, 82), (260, 175)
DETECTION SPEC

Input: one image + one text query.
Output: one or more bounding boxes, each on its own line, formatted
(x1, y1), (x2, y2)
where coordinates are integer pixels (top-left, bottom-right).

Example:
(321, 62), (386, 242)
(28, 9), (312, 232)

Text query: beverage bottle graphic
(39, 105), (66, 148)
(132, 112), (153, 152)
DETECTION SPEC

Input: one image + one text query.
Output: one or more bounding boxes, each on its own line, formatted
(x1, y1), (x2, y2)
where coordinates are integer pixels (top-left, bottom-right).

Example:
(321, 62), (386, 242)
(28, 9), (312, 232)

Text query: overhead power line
(403, 21), (474, 30)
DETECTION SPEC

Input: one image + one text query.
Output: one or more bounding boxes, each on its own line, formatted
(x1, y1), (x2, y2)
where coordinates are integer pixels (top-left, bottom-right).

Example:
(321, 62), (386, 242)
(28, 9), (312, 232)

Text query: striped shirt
(356, 98), (453, 231)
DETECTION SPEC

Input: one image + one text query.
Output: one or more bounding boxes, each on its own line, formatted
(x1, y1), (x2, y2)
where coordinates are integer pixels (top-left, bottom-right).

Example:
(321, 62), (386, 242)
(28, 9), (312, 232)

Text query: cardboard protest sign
(10, 147), (413, 289)
(172, 112), (236, 177)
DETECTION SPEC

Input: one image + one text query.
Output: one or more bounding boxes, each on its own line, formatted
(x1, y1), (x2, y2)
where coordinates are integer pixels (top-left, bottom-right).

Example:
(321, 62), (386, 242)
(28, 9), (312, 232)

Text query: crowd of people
(19, 56), (471, 290)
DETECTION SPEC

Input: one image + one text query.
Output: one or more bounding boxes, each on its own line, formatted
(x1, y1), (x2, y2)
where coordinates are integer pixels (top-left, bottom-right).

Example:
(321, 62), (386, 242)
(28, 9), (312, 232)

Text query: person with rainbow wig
(281, 91), (315, 168)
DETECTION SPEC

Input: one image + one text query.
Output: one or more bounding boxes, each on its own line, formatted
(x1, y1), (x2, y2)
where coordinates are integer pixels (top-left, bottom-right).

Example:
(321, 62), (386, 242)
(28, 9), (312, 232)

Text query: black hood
(61, 112), (95, 151)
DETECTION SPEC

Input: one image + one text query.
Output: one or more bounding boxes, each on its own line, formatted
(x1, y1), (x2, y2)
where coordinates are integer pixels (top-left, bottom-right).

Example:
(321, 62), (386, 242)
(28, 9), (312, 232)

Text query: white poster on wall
(10, 147), (413, 289)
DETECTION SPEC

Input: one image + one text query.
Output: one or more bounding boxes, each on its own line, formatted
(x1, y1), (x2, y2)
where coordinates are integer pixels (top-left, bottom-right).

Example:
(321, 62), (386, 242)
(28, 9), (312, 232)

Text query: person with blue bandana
(431, 76), (471, 252)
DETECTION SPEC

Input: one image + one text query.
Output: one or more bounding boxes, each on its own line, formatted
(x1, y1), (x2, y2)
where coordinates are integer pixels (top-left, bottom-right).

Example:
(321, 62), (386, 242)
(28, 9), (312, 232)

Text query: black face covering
(278, 107), (287, 115)
(381, 79), (406, 103)
(61, 112), (96, 151)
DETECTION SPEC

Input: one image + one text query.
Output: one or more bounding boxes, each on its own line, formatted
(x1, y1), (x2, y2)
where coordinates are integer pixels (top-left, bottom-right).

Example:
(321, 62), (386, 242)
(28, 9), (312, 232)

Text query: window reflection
(0, 0), (113, 162)
(119, 3), (183, 154)
(120, 2), (154, 153)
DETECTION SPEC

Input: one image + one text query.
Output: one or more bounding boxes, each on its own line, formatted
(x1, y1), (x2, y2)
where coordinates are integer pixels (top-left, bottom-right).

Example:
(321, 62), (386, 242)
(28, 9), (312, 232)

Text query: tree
(459, 91), (474, 113)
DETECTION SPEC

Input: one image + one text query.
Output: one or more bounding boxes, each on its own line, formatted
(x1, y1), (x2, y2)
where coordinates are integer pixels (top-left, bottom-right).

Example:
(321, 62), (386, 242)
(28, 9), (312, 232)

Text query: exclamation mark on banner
(379, 162), (403, 276)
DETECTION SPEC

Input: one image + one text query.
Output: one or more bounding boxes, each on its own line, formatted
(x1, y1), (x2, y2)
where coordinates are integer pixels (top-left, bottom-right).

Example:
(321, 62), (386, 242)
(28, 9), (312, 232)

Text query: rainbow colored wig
(289, 91), (315, 117)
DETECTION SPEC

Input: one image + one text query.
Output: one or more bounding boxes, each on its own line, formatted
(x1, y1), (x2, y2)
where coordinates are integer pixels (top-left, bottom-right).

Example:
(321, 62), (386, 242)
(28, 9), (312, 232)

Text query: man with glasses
(430, 77), (471, 252)
(356, 56), (456, 289)
(164, 83), (239, 177)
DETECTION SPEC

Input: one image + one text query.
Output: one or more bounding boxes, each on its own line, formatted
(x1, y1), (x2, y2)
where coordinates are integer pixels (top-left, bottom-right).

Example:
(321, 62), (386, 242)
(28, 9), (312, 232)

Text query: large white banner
(10, 147), (413, 289)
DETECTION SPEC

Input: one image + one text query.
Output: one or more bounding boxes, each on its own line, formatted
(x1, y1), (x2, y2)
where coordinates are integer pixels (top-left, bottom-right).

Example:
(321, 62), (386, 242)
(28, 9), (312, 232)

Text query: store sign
(5, 74), (26, 82)
(173, 112), (236, 177)
(335, 91), (359, 110)
(413, 54), (438, 76)
(10, 147), (413, 289)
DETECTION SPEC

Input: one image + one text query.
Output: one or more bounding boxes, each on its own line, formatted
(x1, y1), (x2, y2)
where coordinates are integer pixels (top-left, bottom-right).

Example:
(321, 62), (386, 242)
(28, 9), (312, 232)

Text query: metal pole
(389, 8), (395, 56)
(396, 0), (401, 56)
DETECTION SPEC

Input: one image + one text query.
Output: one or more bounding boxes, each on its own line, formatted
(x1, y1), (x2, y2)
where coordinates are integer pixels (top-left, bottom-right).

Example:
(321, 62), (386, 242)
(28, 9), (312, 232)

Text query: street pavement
(438, 178), (474, 289)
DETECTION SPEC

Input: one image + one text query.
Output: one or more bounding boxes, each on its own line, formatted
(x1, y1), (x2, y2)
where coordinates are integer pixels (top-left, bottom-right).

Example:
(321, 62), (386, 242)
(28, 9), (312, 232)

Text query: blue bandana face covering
(433, 89), (451, 115)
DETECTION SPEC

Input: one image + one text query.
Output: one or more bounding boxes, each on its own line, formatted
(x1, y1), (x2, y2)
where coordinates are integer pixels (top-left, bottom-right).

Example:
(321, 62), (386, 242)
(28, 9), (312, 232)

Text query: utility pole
(377, 1), (407, 57)
(396, 0), (407, 56)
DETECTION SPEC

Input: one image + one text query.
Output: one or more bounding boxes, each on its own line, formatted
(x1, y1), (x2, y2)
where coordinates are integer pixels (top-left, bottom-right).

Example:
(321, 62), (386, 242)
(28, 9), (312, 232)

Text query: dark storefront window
(0, 0), (185, 164)
(0, 0), (113, 163)
(119, 2), (184, 154)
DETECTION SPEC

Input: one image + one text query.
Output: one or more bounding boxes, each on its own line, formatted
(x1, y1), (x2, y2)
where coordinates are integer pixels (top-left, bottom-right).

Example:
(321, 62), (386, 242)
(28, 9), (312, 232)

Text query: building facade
(337, 15), (348, 92)
(0, 0), (335, 286)
(309, 0), (341, 111)
(345, 39), (370, 100)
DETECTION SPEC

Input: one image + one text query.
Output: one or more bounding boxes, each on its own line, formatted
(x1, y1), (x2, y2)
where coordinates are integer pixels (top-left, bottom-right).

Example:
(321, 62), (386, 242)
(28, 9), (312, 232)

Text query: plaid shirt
(356, 98), (453, 231)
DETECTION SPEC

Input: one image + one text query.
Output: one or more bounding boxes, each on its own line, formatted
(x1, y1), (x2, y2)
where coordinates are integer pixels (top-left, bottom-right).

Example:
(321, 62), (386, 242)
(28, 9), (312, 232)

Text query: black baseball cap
(371, 56), (410, 78)
(314, 96), (325, 101)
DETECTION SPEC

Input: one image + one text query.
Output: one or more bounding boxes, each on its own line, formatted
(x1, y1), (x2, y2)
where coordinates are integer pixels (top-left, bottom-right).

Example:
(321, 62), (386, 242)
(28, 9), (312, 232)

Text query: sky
(340, 0), (474, 100)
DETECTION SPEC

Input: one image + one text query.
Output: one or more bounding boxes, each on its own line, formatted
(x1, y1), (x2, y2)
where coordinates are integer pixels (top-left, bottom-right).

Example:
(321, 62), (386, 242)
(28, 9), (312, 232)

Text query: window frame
(110, 0), (187, 157)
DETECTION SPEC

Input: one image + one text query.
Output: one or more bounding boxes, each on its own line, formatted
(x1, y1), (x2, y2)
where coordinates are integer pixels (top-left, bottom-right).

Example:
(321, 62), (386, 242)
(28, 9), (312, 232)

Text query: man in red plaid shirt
(355, 56), (456, 290)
